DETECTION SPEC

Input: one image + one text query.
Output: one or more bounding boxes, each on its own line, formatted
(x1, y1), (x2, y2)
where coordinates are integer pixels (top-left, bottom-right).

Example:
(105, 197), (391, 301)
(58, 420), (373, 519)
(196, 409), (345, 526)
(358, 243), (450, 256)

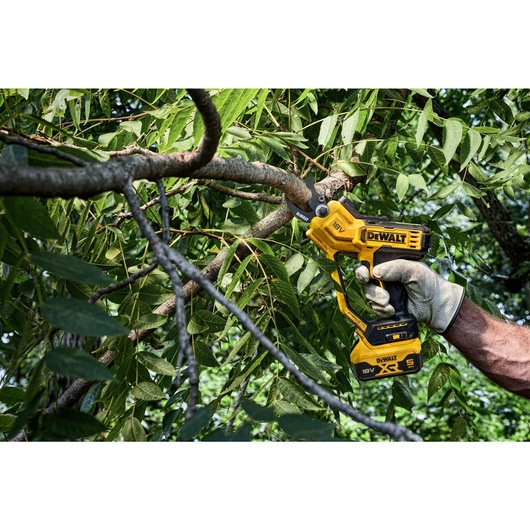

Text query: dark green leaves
(31, 251), (114, 285)
(4, 196), (60, 239)
(179, 406), (215, 440)
(41, 408), (107, 440)
(277, 414), (335, 441)
(42, 297), (129, 336)
(187, 310), (226, 335)
(46, 347), (113, 381)
(242, 399), (276, 422)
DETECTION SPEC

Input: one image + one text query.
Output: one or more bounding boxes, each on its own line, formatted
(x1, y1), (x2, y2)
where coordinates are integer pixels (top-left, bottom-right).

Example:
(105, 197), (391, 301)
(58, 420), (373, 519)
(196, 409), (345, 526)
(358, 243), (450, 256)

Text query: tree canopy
(1, 88), (529, 442)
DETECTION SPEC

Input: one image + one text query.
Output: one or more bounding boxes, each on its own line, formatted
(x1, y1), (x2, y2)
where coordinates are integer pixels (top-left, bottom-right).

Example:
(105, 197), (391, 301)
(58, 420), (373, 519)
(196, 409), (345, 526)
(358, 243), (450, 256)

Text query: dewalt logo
(367, 231), (407, 244)
(376, 355), (397, 363)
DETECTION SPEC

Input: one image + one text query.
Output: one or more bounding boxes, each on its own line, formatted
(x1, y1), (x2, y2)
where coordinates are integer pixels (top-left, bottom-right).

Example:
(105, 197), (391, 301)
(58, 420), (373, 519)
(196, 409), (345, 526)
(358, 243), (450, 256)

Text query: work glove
(355, 259), (466, 334)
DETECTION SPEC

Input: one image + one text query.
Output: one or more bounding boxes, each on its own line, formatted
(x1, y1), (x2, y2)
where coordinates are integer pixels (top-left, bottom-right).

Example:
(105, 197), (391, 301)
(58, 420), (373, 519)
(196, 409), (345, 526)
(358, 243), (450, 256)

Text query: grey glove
(355, 259), (466, 334)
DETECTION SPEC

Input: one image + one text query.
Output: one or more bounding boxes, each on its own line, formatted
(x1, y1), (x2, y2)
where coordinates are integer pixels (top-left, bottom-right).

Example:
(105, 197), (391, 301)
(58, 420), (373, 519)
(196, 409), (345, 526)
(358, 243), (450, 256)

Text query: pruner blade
(285, 173), (329, 223)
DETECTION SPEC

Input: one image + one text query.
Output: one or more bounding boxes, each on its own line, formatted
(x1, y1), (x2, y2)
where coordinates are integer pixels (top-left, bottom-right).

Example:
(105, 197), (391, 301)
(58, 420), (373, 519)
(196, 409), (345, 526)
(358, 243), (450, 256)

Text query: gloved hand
(355, 259), (466, 334)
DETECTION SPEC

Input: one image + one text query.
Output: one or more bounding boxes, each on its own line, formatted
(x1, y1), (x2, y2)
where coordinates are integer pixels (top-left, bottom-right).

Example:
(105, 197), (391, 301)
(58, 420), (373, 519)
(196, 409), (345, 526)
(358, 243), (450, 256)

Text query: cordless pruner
(286, 174), (431, 381)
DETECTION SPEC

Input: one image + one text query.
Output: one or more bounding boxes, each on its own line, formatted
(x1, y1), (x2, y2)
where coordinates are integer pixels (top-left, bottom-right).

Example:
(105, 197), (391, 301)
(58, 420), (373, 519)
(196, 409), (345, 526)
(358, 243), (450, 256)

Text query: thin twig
(90, 261), (159, 303)
(122, 179), (199, 420)
(206, 181), (282, 204)
(0, 129), (88, 167)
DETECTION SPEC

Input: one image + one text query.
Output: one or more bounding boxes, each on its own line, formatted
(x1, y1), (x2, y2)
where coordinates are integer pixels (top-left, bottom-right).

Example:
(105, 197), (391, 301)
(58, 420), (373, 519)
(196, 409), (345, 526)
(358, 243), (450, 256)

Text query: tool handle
(383, 280), (411, 320)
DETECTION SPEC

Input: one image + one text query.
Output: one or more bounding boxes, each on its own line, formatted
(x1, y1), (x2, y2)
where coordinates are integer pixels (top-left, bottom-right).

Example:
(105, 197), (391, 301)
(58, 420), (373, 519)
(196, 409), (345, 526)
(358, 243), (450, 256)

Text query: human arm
(356, 260), (530, 399)
(443, 298), (530, 399)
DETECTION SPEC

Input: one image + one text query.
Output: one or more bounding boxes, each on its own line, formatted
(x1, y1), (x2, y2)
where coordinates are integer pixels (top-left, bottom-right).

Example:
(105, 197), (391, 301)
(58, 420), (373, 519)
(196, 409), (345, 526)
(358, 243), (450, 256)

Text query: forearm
(444, 298), (530, 399)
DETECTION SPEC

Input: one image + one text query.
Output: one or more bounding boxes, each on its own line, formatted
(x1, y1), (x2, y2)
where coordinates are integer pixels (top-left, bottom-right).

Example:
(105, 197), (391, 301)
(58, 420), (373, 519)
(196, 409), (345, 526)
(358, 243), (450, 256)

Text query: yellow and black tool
(286, 174), (431, 381)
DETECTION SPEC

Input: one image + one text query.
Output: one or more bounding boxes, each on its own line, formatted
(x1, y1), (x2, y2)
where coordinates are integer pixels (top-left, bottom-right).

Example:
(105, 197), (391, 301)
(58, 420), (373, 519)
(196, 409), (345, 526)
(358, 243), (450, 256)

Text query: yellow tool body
(287, 176), (431, 381)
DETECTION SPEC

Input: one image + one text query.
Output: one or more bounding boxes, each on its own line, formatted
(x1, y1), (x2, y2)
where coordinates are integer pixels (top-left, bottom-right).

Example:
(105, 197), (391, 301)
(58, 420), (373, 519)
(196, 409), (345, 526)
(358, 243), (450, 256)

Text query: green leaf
(0, 386), (25, 406)
(396, 173), (409, 201)
(215, 89), (260, 133)
(297, 261), (319, 294)
(337, 160), (366, 177)
(0, 223), (7, 261)
(122, 416), (147, 441)
(193, 340), (219, 367)
(284, 345), (339, 384)
(0, 414), (16, 431)
(285, 253), (305, 277)
(241, 399), (276, 422)
(258, 135), (291, 161)
(318, 114), (338, 147)
(271, 279), (300, 318)
(460, 129), (482, 170)
(259, 253), (290, 283)
(41, 408), (107, 440)
(187, 310), (226, 335)
(4, 196), (60, 239)
(278, 377), (323, 411)
(428, 180), (461, 201)
(237, 278), (263, 310)
(408, 173), (429, 193)
(341, 112), (358, 145)
(31, 251), (114, 286)
(179, 406), (215, 440)
(412, 89), (434, 99)
(131, 382), (166, 401)
(42, 297), (129, 336)
(416, 98), (432, 147)
(132, 313), (168, 331)
(80, 382), (103, 413)
(138, 352), (177, 376)
(277, 413), (334, 441)
(392, 379), (415, 411)
(98, 131), (119, 147)
(428, 362), (451, 401)
(442, 118), (463, 164)
(46, 347), (113, 381)
(432, 202), (456, 221)
(119, 120), (142, 138)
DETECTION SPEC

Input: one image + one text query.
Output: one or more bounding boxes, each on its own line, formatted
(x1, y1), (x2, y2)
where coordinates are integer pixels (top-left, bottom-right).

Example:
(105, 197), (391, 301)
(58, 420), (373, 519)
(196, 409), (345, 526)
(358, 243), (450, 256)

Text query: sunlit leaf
(460, 129), (482, 170)
(122, 417), (147, 441)
(428, 363), (451, 401)
(396, 173), (409, 201)
(318, 114), (338, 147)
(138, 352), (177, 376)
(442, 118), (463, 164)
(131, 382), (166, 401)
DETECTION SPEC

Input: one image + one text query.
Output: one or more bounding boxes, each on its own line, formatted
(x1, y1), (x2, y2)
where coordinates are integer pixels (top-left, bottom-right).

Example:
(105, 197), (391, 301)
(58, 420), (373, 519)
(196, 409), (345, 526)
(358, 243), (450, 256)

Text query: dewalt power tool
(286, 174), (431, 381)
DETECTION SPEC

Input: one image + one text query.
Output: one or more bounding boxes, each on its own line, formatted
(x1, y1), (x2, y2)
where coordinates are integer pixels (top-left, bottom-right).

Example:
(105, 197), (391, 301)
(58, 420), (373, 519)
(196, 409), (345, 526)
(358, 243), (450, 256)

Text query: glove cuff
(439, 284), (466, 335)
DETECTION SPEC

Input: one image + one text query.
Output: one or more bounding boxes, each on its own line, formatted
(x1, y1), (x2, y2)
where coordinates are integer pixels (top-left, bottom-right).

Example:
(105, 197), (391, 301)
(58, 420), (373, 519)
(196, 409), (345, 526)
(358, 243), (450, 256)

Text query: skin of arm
(443, 298), (530, 399)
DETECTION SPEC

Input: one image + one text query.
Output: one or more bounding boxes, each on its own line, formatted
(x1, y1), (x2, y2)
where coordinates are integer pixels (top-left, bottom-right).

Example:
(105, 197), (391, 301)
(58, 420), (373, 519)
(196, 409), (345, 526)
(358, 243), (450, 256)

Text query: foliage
(1, 88), (530, 441)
